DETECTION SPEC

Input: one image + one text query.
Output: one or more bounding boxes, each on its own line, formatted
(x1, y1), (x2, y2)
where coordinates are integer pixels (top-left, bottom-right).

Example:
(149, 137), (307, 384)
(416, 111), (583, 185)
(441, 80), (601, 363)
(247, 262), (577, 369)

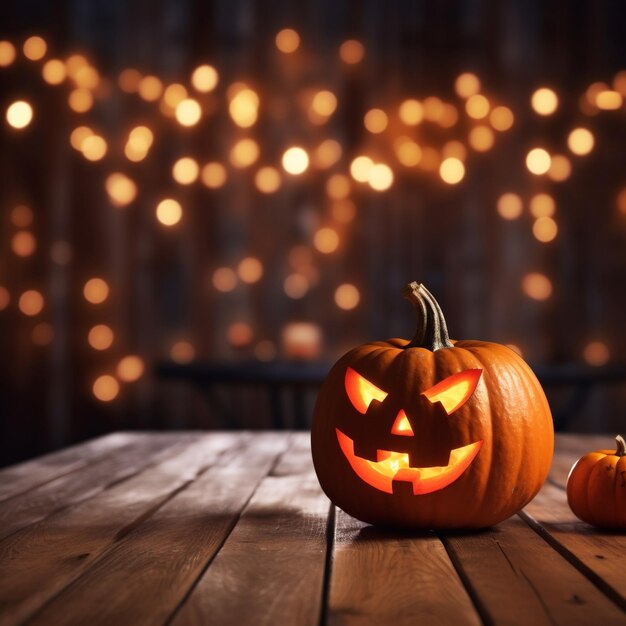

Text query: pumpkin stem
(402, 282), (454, 351)
(616, 435), (626, 457)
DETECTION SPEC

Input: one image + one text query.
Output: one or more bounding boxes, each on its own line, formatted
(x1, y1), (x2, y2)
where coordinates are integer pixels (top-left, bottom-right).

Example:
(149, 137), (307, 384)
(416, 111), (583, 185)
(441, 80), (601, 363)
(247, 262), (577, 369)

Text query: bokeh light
(532, 217), (558, 242)
(282, 146), (309, 175)
(530, 193), (556, 217)
(81, 135), (107, 161)
(227, 322), (254, 347)
(156, 198), (183, 226)
(497, 193), (523, 220)
(525, 148), (551, 175)
(334, 284), (360, 310)
(229, 88), (259, 127)
(138, 75), (162, 101)
(19, 290), (44, 316)
(439, 158), (465, 184)
(117, 356), (145, 382)
(170, 341), (195, 364)
(398, 99), (423, 126)
(10, 205), (33, 228)
(105, 173), (137, 207)
(465, 94), (489, 119)
(42, 59), (66, 84)
(201, 162), (227, 188)
(23, 36), (47, 61)
(275, 28), (300, 53)
(0, 41), (16, 67)
(68, 88), (93, 112)
(313, 227), (339, 253)
(175, 98), (202, 126)
(567, 128), (594, 155)
(283, 273), (309, 299)
(191, 64), (218, 92)
(547, 154), (572, 181)
(6, 101), (33, 129)
(489, 106), (514, 131)
(531, 88), (558, 115)
(255, 166), (281, 193)
(172, 157), (199, 184)
(367, 163), (393, 191)
(212, 267), (238, 292)
(454, 73), (481, 98)
(522, 273), (552, 300)
(93, 375), (119, 402)
(83, 278), (109, 304)
(468, 126), (494, 151)
(11, 231), (36, 257)
(339, 39), (364, 64)
(237, 257), (264, 283)
(0, 286), (10, 311)
(583, 341), (610, 366)
(88, 324), (114, 350)
(230, 138), (260, 168)
(364, 108), (388, 133)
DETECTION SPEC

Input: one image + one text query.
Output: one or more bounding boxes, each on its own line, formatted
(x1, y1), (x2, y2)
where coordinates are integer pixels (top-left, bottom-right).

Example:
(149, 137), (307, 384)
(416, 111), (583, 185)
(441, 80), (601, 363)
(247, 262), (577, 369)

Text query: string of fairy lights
(1, 30), (625, 403)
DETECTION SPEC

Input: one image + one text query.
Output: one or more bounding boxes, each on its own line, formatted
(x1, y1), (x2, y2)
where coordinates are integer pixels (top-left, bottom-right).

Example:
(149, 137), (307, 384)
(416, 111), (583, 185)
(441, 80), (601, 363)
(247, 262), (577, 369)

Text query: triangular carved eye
(422, 369), (482, 415)
(345, 367), (388, 414)
(390, 410), (414, 436)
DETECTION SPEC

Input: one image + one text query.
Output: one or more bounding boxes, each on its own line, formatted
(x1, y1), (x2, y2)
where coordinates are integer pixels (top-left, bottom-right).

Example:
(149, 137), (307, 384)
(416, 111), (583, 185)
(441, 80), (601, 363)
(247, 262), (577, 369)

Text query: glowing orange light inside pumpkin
(344, 367), (388, 414)
(422, 369), (482, 414)
(336, 429), (483, 495)
(390, 410), (414, 436)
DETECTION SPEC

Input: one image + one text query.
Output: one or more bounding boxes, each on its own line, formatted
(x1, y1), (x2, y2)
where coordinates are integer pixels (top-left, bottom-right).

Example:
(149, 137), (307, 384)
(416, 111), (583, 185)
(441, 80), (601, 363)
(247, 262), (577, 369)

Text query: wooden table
(0, 433), (625, 626)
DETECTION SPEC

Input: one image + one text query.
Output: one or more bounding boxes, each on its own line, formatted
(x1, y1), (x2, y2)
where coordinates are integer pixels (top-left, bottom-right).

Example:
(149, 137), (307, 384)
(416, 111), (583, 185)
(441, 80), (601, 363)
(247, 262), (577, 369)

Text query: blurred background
(1, 0), (626, 466)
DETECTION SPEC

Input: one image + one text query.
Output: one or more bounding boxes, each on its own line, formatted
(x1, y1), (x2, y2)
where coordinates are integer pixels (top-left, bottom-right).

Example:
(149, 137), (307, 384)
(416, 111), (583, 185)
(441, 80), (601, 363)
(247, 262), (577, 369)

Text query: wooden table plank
(172, 434), (331, 626)
(0, 433), (238, 626)
(0, 432), (135, 502)
(442, 515), (626, 625)
(0, 433), (190, 541)
(522, 482), (626, 611)
(27, 433), (291, 626)
(327, 510), (481, 626)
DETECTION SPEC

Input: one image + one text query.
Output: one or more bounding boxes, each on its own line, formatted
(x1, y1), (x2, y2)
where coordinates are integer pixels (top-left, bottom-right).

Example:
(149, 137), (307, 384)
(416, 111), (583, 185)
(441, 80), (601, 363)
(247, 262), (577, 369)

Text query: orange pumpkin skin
(566, 436), (626, 529)
(311, 283), (554, 530)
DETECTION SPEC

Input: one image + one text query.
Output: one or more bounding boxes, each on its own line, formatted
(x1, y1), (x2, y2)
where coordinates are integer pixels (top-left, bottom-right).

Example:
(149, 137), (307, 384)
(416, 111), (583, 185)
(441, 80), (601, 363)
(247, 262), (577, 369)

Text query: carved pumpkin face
(337, 367), (483, 496)
(311, 282), (554, 530)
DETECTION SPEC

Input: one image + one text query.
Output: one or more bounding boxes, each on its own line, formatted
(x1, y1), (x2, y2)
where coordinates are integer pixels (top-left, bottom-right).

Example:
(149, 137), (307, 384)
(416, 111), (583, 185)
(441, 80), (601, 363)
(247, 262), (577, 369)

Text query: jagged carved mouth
(336, 429), (483, 495)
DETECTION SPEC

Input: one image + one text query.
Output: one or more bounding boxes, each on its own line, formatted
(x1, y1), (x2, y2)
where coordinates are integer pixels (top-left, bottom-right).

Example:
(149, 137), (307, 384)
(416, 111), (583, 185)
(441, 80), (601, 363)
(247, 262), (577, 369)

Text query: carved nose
(390, 410), (414, 436)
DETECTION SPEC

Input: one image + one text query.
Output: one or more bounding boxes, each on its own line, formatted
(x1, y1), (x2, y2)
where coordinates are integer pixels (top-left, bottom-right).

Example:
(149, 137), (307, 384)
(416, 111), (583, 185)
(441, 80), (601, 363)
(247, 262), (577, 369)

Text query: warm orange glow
(497, 193), (523, 220)
(336, 429), (483, 495)
(227, 322), (254, 347)
(439, 157), (465, 184)
(275, 28), (300, 53)
(350, 155), (374, 182)
(614, 71), (626, 96)
(547, 154), (571, 181)
(283, 274), (309, 299)
(395, 137), (422, 166)
(422, 369), (482, 414)
(93, 375), (119, 402)
(83, 278), (109, 304)
(530, 193), (555, 217)
(418, 147), (440, 171)
(282, 322), (321, 359)
(398, 99), (424, 126)
(423, 97), (444, 122)
(68, 88), (93, 112)
(567, 128), (594, 155)
(65, 54), (88, 79)
(213, 267), (238, 292)
(23, 36), (47, 61)
(595, 90), (622, 110)
(533, 217), (558, 242)
(162, 83), (188, 110)
(117, 356), (144, 382)
(468, 126), (494, 151)
(364, 108), (388, 133)
(229, 88), (259, 127)
(42, 59), (66, 84)
(81, 135), (107, 161)
(88, 324), (114, 350)
(454, 73), (481, 99)
(156, 199), (183, 226)
(6, 101), (33, 129)
(74, 66), (100, 89)
(0, 41), (16, 67)
(175, 98), (202, 126)
(237, 257), (264, 283)
(191, 64), (219, 92)
(522, 273), (552, 300)
(390, 410), (414, 436)
(138, 75), (162, 101)
(335, 283), (360, 310)
(11, 205), (33, 228)
(310, 90), (337, 122)
(325, 174), (351, 200)
(32, 322), (54, 346)
(489, 106), (514, 131)
(331, 199), (357, 223)
(170, 341), (195, 364)
(282, 146), (309, 175)
(70, 126), (93, 150)
(526, 148), (551, 175)
(11, 231), (36, 257)
(344, 367), (388, 414)
(118, 69), (142, 93)
(255, 166), (281, 193)
(125, 126), (153, 162)
(465, 94), (489, 119)
(230, 138), (260, 168)
(19, 290), (44, 316)
(313, 227), (339, 253)
(583, 341), (610, 367)
(339, 39), (364, 64)
(617, 188), (626, 215)
(254, 340), (277, 362)
(172, 157), (199, 184)
(441, 141), (466, 161)
(531, 88), (558, 115)
(201, 162), (227, 188)
(313, 139), (342, 168)
(105, 173), (137, 207)
(368, 163), (394, 191)
(0, 287), (10, 311)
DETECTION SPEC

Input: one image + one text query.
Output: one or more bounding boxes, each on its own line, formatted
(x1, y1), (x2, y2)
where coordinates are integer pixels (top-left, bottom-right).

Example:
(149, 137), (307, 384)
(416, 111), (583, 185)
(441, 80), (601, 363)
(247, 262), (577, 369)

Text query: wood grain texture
(328, 509), (481, 626)
(0, 433), (190, 541)
(443, 515), (626, 625)
(0, 433), (237, 626)
(172, 433), (331, 626)
(522, 482), (626, 611)
(27, 433), (291, 626)
(0, 432), (134, 502)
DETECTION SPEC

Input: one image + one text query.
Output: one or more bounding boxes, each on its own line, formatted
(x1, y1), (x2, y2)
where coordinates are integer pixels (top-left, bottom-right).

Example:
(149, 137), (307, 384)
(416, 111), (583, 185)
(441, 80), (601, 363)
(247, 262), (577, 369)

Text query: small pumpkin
(311, 281), (554, 529)
(566, 435), (626, 529)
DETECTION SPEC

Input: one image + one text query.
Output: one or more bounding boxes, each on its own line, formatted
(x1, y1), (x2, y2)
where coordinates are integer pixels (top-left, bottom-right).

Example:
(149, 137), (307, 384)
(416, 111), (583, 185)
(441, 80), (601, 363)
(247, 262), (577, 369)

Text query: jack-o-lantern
(311, 282), (554, 529)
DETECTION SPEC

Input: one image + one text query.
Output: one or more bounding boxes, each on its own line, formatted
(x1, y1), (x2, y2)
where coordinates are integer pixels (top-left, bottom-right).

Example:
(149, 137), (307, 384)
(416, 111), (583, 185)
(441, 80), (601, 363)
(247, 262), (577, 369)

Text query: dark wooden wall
(1, 0), (626, 465)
